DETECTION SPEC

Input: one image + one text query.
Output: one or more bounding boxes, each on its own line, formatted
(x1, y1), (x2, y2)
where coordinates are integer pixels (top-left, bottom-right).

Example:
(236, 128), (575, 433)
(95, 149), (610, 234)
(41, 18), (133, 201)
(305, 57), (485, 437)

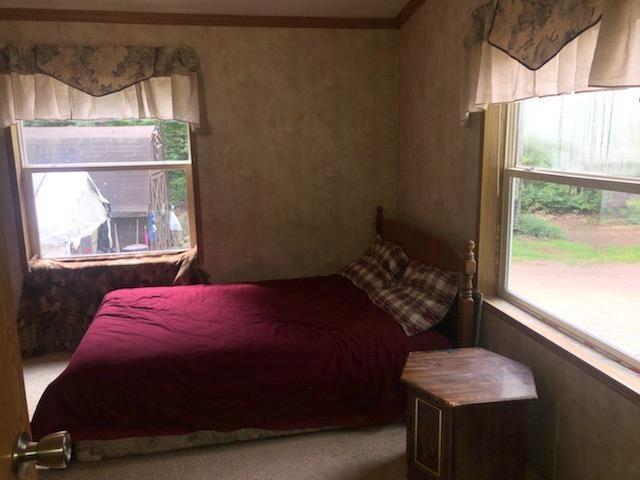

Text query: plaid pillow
(340, 238), (409, 291)
(369, 260), (459, 335)
(366, 238), (409, 276)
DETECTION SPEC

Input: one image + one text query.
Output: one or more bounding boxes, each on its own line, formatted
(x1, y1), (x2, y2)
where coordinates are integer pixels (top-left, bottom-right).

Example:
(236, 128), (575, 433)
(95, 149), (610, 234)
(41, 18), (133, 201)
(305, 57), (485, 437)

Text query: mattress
(31, 275), (450, 442)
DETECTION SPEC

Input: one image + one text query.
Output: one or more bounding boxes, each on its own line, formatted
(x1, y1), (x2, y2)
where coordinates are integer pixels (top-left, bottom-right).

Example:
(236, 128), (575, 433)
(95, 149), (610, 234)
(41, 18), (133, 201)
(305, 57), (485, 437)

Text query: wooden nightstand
(401, 348), (537, 480)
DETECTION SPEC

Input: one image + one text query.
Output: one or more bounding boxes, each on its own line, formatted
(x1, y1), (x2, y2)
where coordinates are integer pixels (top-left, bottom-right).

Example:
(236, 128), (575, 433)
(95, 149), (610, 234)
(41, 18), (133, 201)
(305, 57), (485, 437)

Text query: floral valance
(463, 0), (640, 120)
(488, 0), (602, 70)
(0, 44), (200, 128)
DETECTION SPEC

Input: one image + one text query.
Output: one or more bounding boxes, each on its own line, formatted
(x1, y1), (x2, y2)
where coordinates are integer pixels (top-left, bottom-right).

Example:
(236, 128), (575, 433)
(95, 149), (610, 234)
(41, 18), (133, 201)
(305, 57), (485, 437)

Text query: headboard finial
(464, 240), (476, 259)
(375, 206), (384, 235)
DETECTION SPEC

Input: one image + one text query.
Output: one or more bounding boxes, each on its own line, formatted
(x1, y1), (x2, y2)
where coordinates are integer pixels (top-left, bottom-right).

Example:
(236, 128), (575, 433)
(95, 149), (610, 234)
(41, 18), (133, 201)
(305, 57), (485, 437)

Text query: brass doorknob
(13, 431), (71, 478)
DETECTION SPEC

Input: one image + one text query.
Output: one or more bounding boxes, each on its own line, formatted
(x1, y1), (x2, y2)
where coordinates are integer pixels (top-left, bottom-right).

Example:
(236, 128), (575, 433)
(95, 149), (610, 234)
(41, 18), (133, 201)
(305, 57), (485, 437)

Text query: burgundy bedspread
(31, 275), (449, 441)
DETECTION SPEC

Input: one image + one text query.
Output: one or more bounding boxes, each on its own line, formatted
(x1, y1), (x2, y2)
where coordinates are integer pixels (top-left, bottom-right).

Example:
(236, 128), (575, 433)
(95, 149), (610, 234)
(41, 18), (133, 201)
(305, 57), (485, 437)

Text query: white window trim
(8, 122), (199, 263)
(480, 102), (640, 373)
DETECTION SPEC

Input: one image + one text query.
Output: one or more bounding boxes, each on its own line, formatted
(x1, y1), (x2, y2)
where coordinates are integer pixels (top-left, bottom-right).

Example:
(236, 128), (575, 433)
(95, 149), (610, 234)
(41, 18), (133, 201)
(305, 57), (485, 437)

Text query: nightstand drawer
(414, 397), (442, 476)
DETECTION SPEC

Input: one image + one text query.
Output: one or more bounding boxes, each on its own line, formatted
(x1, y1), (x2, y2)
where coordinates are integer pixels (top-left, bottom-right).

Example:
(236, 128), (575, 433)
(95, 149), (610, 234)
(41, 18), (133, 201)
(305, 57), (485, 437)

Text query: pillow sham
(370, 260), (458, 336)
(339, 238), (408, 291)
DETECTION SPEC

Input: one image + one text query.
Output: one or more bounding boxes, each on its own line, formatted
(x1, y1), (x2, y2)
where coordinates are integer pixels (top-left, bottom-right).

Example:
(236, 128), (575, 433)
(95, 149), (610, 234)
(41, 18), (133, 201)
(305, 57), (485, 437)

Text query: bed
(31, 208), (476, 460)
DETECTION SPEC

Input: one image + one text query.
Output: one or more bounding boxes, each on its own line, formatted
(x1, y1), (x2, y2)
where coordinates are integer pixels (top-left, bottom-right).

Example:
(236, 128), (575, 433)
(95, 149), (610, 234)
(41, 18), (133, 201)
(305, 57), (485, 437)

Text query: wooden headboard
(375, 207), (476, 347)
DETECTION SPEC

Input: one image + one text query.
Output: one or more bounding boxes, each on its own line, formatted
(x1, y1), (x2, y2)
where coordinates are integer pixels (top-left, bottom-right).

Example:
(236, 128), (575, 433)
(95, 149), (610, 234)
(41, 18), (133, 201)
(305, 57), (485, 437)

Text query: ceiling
(0, 0), (412, 18)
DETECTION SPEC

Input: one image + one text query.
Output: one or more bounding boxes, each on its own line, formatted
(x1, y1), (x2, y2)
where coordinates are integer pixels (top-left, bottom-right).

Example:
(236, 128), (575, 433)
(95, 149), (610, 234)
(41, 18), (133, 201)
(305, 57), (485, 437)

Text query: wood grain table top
(401, 348), (538, 407)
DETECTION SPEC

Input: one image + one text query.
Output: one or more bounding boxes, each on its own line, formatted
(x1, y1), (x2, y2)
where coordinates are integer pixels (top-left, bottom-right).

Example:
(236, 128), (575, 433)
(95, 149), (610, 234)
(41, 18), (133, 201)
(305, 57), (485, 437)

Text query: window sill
(29, 248), (194, 269)
(483, 296), (640, 406)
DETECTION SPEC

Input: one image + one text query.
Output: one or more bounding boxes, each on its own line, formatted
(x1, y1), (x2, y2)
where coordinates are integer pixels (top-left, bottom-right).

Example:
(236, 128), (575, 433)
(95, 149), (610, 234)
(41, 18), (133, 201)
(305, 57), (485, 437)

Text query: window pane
(22, 120), (190, 165)
(506, 178), (640, 359)
(518, 89), (640, 179)
(33, 169), (191, 258)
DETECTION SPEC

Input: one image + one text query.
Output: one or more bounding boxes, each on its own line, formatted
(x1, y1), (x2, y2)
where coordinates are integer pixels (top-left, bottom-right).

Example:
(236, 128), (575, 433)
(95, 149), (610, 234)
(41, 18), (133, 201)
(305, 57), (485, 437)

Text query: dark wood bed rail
(375, 207), (477, 347)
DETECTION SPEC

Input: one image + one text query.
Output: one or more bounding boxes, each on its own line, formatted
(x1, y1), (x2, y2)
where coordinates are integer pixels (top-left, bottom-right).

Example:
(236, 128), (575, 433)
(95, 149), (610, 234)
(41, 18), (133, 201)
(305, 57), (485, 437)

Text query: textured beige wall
(399, 2), (640, 479)
(483, 311), (640, 480)
(0, 21), (398, 282)
(397, 1), (484, 250)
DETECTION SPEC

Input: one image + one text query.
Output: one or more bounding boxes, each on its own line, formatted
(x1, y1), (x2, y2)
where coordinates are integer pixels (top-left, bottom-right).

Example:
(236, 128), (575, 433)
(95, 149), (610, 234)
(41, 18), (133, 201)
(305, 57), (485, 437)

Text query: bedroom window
(11, 119), (197, 260)
(496, 89), (640, 369)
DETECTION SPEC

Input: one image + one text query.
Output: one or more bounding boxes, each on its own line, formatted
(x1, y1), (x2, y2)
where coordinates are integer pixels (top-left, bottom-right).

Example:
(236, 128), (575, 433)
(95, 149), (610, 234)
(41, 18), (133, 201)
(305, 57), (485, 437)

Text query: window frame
(480, 101), (640, 373)
(7, 121), (201, 263)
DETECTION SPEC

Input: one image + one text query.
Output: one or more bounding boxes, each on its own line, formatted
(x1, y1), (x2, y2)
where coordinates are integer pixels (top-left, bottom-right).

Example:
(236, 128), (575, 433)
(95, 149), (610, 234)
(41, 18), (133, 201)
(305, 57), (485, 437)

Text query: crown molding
(0, 1), (426, 29)
(0, 8), (395, 29)
(395, 0), (426, 28)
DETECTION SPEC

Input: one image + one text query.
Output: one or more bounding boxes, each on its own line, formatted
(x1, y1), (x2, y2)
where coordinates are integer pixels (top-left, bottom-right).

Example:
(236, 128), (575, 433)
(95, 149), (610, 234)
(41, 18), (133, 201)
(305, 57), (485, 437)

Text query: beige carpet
(24, 353), (544, 480)
(41, 425), (408, 480)
(23, 352), (71, 419)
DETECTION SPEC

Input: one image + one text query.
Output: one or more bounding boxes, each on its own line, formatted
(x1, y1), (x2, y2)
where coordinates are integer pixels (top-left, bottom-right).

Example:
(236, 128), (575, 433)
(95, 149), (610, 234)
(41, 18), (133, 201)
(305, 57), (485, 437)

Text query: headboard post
(457, 240), (477, 347)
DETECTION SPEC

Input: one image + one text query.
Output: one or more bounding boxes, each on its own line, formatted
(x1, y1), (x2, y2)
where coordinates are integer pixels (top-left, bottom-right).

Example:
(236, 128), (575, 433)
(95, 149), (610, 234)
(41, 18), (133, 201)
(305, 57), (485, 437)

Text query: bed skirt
(74, 427), (333, 461)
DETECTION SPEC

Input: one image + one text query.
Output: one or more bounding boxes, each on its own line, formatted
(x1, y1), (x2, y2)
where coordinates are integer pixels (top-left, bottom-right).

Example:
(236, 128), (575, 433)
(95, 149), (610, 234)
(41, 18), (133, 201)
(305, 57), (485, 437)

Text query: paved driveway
(509, 262), (640, 360)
